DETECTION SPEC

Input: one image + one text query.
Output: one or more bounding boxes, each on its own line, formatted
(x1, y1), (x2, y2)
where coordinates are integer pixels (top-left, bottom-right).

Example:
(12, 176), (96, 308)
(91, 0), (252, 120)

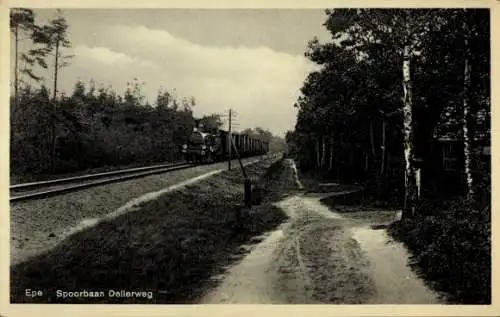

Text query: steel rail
(10, 154), (277, 203)
(10, 163), (193, 202)
(10, 161), (188, 191)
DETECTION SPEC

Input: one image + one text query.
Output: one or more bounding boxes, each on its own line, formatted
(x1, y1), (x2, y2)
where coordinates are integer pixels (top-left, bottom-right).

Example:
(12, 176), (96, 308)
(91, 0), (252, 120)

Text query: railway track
(10, 153), (280, 203)
(10, 162), (193, 202)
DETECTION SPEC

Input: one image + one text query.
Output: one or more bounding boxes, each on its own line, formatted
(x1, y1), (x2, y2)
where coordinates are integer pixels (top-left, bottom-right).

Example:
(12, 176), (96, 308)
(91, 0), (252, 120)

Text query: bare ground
(200, 159), (445, 304)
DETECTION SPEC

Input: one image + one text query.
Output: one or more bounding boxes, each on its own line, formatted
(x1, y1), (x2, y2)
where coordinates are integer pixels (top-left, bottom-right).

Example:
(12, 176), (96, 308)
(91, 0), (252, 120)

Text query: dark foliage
(387, 198), (490, 304)
(287, 8), (490, 304)
(10, 82), (196, 179)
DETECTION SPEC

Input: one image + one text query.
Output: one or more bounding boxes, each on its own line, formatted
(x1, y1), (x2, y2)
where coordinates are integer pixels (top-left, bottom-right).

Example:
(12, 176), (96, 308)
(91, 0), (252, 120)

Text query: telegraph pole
(228, 108), (232, 170)
(225, 110), (252, 210)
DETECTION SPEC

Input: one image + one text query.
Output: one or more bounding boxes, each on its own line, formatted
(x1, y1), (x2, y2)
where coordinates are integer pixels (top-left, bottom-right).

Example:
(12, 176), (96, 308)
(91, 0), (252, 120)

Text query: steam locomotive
(182, 128), (269, 164)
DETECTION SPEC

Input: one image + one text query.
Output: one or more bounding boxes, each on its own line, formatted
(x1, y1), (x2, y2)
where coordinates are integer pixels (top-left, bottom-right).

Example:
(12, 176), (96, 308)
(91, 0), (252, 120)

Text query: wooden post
(228, 108), (232, 171)
(229, 134), (252, 210)
(245, 178), (252, 208)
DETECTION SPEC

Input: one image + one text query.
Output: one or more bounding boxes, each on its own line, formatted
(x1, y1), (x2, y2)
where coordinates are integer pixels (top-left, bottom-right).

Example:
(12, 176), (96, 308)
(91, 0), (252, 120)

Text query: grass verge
(11, 157), (289, 304)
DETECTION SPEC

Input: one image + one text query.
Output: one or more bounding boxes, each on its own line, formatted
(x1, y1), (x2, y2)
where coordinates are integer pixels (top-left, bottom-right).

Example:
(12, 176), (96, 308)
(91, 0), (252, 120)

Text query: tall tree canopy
(290, 9), (489, 217)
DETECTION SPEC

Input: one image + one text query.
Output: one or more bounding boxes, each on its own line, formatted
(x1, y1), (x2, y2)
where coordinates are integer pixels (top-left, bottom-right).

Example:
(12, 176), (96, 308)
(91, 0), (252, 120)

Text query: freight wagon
(182, 128), (269, 164)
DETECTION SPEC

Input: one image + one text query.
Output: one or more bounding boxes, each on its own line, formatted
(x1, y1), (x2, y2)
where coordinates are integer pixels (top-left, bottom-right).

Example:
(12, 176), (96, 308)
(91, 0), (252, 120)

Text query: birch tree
(317, 9), (428, 217)
(295, 9), (461, 215)
(462, 9), (474, 202)
(401, 10), (419, 218)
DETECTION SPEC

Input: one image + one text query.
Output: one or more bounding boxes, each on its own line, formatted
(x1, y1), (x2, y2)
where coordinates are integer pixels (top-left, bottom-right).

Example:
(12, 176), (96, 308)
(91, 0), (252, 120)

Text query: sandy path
(200, 159), (444, 304)
(201, 228), (286, 304)
(351, 227), (441, 304)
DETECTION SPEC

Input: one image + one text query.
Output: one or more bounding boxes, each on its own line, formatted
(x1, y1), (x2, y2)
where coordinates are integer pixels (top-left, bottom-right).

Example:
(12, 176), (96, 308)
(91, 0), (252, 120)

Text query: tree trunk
(370, 120), (376, 157)
(320, 136), (326, 169)
(14, 26), (19, 109)
(463, 10), (474, 202)
(402, 23), (419, 220)
(51, 39), (60, 172)
(381, 121), (386, 175)
(53, 39), (59, 103)
(329, 134), (334, 171)
(315, 137), (320, 169)
(337, 133), (343, 178)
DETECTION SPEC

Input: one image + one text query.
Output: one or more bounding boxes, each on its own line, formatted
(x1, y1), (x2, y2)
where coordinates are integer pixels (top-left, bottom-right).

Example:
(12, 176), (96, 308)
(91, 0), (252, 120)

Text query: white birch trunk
(402, 22), (420, 218)
(463, 11), (474, 202)
(416, 168), (421, 198)
(381, 121), (386, 175)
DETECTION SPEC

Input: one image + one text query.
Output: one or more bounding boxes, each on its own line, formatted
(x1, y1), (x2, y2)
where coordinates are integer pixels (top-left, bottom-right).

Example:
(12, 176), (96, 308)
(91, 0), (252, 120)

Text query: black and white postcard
(2, 1), (497, 317)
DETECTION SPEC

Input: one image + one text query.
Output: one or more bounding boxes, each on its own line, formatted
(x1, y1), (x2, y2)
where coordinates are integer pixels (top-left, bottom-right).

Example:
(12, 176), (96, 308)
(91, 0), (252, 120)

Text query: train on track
(182, 128), (269, 163)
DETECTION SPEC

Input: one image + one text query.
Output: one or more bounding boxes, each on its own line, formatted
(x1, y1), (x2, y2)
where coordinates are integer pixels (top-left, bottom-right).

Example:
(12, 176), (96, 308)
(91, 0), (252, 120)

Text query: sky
(12, 9), (332, 136)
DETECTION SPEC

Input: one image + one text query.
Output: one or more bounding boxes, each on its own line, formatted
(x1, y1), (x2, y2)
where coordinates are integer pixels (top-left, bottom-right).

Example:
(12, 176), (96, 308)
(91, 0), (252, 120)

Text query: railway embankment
(11, 156), (264, 265)
(10, 155), (287, 303)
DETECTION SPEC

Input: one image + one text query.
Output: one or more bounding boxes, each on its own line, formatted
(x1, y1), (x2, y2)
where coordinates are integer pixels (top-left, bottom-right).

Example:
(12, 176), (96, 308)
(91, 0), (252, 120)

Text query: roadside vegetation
(387, 197), (490, 304)
(11, 158), (289, 303)
(286, 9), (490, 304)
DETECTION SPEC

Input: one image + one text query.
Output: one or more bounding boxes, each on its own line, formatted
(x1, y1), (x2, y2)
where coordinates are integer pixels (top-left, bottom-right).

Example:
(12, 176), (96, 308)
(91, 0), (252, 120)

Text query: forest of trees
(288, 8), (489, 213)
(287, 9), (490, 303)
(10, 9), (284, 181)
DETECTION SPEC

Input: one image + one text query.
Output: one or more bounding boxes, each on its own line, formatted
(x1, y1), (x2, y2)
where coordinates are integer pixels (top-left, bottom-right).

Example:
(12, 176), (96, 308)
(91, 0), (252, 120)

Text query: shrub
(388, 198), (491, 304)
